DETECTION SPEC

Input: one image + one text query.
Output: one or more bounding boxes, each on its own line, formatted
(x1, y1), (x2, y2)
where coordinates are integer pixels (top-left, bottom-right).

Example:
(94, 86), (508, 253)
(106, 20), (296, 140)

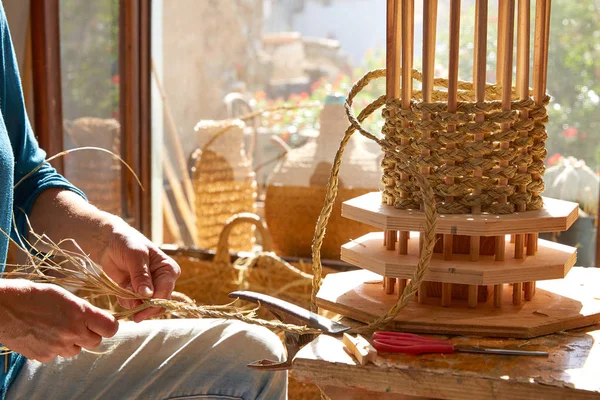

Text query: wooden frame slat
(30, 0), (64, 174)
(119, 0), (152, 237)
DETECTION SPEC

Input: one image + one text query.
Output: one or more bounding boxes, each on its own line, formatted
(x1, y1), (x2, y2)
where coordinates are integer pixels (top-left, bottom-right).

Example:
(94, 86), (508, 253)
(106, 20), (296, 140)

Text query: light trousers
(6, 319), (288, 400)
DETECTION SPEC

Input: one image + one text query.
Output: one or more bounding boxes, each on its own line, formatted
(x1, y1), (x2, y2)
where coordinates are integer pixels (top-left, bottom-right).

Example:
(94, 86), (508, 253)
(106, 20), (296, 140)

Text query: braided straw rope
(311, 69), (439, 333)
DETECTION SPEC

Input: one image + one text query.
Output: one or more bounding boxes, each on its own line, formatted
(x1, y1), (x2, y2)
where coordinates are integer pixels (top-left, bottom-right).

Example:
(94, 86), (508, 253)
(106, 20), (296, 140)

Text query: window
(152, 0), (598, 266)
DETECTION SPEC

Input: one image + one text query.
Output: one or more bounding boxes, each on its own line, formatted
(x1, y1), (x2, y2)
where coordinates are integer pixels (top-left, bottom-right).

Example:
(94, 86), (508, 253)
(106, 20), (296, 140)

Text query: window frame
(30, 0), (153, 238)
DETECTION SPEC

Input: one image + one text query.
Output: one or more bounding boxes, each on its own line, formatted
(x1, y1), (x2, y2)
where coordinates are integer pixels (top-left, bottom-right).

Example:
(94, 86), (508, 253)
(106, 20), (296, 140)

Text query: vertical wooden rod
(468, 0), (488, 307)
(495, 0), (515, 262)
(441, 0), (461, 307)
(420, 0), (438, 262)
(385, 277), (396, 294)
(524, 281), (536, 300)
(513, 282), (523, 305)
(386, 0), (402, 103)
(385, 0), (402, 293)
(385, 230), (398, 250)
(397, 278), (408, 300)
(398, 0), (414, 256)
(496, 0), (507, 85)
(468, 284), (478, 308)
(515, 0), (530, 263)
(529, 0), (551, 255)
(385, 0), (402, 206)
(494, 283), (504, 308)
(385, 231), (397, 291)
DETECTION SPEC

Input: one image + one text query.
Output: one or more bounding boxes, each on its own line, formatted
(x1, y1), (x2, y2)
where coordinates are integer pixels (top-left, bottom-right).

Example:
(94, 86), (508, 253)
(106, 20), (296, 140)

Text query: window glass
(60, 0), (123, 216)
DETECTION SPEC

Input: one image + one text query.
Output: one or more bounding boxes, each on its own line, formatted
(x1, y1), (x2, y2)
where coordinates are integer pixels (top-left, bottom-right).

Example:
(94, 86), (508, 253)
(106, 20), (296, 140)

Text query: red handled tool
(372, 331), (548, 356)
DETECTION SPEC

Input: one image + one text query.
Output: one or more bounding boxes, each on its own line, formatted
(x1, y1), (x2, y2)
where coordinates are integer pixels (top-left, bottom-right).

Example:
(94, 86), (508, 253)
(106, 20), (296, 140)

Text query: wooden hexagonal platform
(342, 192), (579, 236)
(341, 232), (576, 285)
(316, 267), (600, 338)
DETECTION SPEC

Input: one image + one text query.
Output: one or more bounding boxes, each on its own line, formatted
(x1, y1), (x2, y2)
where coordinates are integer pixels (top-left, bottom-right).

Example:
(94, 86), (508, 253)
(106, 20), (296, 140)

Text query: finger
(132, 250), (179, 323)
(132, 306), (164, 323)
(74, 329), (103, 350)
(128, 248), (154, 298)
(58, 345), (82, 359)
(117, 282), (142, 310)
(149, 254), (179, 301)
(84, 306), (119, 338)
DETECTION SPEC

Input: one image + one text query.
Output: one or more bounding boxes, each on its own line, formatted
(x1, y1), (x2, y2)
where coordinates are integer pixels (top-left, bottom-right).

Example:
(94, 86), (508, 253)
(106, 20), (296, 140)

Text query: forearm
(27, 188), (120, 262)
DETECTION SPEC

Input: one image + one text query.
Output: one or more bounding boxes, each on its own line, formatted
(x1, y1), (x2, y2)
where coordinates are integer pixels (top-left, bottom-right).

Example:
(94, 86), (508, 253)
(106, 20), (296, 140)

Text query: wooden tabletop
(293, 323), (600, 399)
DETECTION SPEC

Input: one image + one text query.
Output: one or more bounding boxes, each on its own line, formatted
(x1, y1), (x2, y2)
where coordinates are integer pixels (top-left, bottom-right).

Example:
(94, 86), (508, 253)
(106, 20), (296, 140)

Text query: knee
(223, 320), (287, 365)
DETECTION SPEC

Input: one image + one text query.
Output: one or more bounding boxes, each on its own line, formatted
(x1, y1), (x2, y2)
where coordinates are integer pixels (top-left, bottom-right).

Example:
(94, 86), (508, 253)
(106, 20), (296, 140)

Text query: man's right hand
(0, 279), (119, 362)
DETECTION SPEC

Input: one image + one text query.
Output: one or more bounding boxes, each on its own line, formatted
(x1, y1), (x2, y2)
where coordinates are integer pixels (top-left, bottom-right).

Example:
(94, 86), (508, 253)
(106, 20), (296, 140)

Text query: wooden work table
(292, 319), (600, 399)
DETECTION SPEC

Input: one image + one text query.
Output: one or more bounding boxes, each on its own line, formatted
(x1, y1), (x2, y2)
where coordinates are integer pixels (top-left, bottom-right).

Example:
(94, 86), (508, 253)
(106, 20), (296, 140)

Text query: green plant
(60, 0), (119, 121)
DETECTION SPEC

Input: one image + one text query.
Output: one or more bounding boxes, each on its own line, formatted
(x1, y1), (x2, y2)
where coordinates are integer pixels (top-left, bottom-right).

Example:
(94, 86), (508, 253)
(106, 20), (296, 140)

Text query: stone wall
(162, 0), (265, 159)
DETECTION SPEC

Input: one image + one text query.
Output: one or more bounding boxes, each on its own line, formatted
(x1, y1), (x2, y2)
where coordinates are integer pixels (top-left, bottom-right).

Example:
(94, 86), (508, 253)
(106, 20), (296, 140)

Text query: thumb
(128, 249), (154, 298)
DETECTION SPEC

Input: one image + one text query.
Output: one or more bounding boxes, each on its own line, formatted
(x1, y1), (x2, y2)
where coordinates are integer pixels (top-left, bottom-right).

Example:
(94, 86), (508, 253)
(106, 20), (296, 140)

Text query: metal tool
(228, 291), (351, 370)
(372, 331), (549, 357)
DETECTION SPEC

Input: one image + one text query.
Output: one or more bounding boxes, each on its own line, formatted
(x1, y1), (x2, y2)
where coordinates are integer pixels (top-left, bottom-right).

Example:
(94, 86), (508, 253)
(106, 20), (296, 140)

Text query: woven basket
(266, 99), (381, 259)
(63, 118), (122, 215)
(192, 120), (257, 252)
(380, 72), (549, 215)
(172, 213), (318, 309)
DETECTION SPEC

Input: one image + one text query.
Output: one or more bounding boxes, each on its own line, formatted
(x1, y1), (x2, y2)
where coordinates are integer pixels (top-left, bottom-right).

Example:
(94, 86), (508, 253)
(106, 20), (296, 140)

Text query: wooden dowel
(496, 0), (507, 85)
(494, 283), (503, 308)
(495, 235), (506, 261)
(470, 0), (488, 263)
(529, 0), (551, 255)
(524, 281), (535, 300)
(398, 231), (409, 255)
(541, 0), (552, 97)
(418, 282), (427, 303)
(512, 282), (523, 305)
(398, 278), (408, 299)
(385, 0), (402, 206)
(398, 0), (414, 255)
(385, 230), (397, 250)
(496, 0), (515, 261)
(386, 0), (402, 102)
(514, 0), (531, 260)
(468, 284), (478, 308)
(527, 232), (537, 255)
(444, 0), (461, 263)
(421, 0), (438, 259)
(441, 282), (452, 307)
(385, 277), (396, 294)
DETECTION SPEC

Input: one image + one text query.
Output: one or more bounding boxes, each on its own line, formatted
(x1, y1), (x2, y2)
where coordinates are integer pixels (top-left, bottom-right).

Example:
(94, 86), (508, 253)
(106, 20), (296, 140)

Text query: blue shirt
(0, 2), (85, 397)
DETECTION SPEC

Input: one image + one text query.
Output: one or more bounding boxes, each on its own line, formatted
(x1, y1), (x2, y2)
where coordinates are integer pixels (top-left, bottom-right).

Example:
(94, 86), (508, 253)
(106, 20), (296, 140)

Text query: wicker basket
(266, 98), (381, 259)
(63, 118), (122, 215)
(172, 213), (319, 309)
(192, 120), (257, 252)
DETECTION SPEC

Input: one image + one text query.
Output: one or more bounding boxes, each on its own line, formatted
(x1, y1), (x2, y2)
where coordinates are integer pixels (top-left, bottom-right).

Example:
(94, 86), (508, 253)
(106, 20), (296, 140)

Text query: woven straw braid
(379, 69), (549, 214)
(310, 69), (438, 334)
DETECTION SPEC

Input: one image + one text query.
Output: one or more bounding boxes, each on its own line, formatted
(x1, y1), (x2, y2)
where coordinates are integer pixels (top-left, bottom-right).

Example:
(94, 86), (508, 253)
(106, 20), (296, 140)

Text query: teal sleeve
(0, 5), (86, 247)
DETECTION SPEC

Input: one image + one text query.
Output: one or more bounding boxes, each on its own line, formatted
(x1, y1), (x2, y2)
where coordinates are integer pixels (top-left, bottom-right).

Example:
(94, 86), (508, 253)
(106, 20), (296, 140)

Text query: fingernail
(139, 285), (153, 297)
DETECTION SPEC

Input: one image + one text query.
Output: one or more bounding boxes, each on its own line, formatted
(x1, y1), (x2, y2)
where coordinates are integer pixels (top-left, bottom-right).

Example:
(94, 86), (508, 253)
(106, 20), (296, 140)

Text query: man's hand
(29, 190), (182, 324)
(98, 219), (181, 322)
(0, 279), (118, 362)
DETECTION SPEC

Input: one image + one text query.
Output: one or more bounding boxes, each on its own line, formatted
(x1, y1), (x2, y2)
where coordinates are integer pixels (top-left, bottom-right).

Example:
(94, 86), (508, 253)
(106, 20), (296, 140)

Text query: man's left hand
(98, 220), (181, 322)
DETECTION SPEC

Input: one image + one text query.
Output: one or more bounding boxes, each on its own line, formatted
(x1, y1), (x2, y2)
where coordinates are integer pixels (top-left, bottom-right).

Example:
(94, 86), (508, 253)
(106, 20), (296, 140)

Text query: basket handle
(213, 213), (273, 265)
